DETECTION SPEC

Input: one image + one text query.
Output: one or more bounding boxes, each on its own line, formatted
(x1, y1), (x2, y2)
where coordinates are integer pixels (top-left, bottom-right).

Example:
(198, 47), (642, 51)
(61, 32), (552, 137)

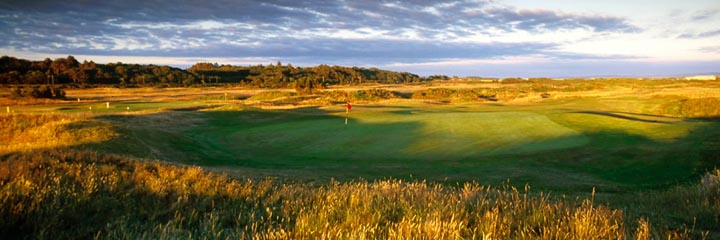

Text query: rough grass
(1, 149), (715, 239)
(0, 114), (116, 155)
(246, 91), (297, 101)
(658, 97), (720, 118)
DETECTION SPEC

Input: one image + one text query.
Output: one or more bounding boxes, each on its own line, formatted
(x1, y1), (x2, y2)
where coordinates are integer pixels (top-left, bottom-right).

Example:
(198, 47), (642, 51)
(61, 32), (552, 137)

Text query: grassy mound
(0, 114), (116, 155)
(410, 88), (527, 102)
(246, 91), (297, 101)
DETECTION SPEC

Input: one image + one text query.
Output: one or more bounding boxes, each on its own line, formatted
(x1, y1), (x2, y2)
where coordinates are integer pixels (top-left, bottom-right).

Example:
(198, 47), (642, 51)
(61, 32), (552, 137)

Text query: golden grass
(1, 149), (715, 239)
(0, 113), (116, 155)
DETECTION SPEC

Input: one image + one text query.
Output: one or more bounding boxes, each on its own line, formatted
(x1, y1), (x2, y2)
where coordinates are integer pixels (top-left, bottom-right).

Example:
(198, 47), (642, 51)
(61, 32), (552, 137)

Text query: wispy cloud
(678, 29), (720, 39)
(691, 9), (720, 21)
(699, 45), (720, 53)
(0, 0), (717, 77)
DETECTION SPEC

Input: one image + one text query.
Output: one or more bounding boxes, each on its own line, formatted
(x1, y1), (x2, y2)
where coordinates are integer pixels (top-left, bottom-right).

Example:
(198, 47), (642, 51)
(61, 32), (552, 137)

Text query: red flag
(346, 103), (352, 110)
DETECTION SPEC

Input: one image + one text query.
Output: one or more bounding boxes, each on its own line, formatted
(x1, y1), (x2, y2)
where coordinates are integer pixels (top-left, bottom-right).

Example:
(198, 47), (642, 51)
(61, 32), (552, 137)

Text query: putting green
(225, 111), (588, 163)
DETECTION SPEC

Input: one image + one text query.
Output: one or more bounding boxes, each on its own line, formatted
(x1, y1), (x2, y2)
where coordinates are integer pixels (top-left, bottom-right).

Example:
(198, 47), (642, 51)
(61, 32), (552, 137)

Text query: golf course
(9, 85), (716, 191)
(2, 81), (720, 238)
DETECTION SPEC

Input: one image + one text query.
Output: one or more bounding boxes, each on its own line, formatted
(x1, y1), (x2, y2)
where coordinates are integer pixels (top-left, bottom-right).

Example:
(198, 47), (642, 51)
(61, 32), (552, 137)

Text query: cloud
(388, 59), (720, 78)
(479, 7), (639, 33)
(698, 46), (720, 53)
(691, 9), (720, 21)
(0, 0), (647, 73)
(678, 29), (720, 39)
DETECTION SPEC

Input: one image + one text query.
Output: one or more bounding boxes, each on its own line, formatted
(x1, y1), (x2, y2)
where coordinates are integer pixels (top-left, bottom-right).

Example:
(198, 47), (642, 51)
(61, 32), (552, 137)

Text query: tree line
(188, 61), (424, 88)
(0, 56), (197, 86)
(0, 56), (430, 88)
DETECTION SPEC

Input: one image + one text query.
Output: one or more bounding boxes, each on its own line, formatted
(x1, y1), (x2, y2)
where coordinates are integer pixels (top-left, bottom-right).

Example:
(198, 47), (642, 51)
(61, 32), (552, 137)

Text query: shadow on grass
(43, 105), (714, 192)
(571, 111), (672, 124)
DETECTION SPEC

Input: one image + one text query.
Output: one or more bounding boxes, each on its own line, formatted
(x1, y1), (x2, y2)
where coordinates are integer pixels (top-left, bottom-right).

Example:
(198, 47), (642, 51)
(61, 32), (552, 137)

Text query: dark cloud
(0, 0), (640, 65)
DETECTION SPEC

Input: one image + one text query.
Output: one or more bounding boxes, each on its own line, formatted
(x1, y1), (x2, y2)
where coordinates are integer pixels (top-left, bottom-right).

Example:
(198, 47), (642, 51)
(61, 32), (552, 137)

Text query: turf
(65, 98), (719, 192)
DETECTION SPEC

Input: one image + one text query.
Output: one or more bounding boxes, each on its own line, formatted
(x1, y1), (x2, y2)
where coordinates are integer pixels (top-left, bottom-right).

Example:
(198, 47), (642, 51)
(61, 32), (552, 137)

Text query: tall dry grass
(655, 97), (720, 118)
(0, 113), (116, 155)
(1, 149), (715, 239)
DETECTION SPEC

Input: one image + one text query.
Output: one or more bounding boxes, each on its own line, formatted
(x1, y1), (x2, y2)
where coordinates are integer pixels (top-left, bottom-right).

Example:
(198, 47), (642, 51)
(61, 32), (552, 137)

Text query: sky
(1, 0), (719, 77)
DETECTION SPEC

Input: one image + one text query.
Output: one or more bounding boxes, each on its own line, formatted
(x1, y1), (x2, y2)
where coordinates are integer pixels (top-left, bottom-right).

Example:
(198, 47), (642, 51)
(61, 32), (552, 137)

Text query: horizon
(4, 54), (720, 79)
(1, 0), (719, 77)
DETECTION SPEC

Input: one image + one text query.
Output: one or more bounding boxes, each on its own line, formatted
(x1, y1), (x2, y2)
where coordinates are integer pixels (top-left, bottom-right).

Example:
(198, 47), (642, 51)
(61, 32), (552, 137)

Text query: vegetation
(9, 86), (65, 99)
(0, 56), (197, 86)
(657, 98), (720, 118)
(410, 88), (529, 102)
(189, 62), (422, 87)
(0, 56), (424, 88)
(1, 149), (716, 239)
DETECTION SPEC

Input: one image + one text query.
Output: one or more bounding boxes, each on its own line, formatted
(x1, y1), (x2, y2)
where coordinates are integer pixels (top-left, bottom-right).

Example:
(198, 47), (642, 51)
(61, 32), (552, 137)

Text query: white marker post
(106, 102), (110, 109)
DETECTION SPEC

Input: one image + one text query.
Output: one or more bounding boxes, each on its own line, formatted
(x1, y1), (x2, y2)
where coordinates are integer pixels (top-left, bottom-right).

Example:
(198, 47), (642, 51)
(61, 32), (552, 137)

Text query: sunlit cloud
(0, 0), (718, 77)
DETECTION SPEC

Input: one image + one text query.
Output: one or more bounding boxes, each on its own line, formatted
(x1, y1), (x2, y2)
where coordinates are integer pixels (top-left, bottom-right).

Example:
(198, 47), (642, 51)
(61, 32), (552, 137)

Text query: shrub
(8, 85), (65, 99)
(320, 89), (399, 103)
(410, 88), (455, 100)
(352, 88), (398, 101)
(411, 88), (503, 102)
(246, 91), (296, 101)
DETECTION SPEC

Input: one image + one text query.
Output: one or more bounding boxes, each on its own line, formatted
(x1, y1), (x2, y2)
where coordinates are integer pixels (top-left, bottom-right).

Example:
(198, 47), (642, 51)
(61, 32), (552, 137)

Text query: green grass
(59, 98), (717, 193)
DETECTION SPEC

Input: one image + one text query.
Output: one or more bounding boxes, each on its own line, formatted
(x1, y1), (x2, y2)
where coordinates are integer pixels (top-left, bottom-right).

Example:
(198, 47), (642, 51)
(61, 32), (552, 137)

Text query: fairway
(56, 97), (713, 192)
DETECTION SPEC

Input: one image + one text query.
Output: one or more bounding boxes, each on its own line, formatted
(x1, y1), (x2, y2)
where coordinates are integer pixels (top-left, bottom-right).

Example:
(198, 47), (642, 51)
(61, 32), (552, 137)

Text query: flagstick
(345, 107), (349, 126)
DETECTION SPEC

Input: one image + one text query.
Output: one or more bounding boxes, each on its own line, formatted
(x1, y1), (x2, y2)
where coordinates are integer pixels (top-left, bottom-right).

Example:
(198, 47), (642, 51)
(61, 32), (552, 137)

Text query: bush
(352, 88), (398, 101)
(320, 89), (399, 103)
(410, 88), (455, 100)
(411, 88), (499, 102)
(246, 91), (296, 101)
(9, 85), (65, 99)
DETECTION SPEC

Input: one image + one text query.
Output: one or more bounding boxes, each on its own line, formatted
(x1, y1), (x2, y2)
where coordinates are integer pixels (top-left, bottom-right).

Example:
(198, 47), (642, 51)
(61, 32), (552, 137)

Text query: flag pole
(344, 92), (351, 127)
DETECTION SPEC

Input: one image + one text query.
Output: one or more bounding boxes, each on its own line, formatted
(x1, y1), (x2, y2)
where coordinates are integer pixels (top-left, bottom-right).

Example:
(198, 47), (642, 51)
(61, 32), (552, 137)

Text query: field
(2, 80), (720, 238)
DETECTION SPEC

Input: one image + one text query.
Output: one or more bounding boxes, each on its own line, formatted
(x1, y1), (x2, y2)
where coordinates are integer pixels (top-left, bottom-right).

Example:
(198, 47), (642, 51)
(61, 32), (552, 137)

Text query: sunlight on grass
(0, 114), (117, 155)
(1, 150), (715, 238)
(404, 111), (587, 157)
